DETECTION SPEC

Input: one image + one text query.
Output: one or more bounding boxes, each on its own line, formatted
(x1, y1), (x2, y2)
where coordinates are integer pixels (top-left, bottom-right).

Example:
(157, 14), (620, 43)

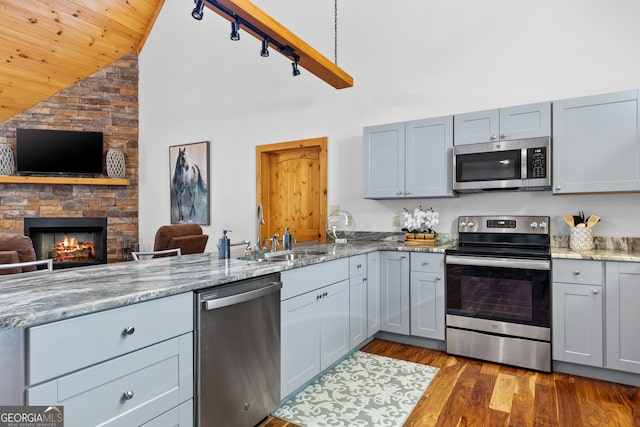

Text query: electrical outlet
(329, 204), (340, 214)
(392, 215), (400, 227)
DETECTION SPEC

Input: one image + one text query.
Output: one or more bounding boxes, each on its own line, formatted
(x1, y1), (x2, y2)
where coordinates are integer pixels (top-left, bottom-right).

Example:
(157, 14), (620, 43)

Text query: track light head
(191, 0), (204, 20)
(230, 19), (241, 41)
(260, 39), (270, 57)
(291, 59), (301, 77)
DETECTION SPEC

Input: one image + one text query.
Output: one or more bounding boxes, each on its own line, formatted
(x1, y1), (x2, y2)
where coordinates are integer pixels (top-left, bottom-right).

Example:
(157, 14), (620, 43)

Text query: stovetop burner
(446, 215), (551, 259)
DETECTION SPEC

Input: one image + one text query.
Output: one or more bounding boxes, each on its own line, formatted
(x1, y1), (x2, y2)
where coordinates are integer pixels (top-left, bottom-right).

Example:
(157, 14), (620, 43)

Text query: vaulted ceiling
(0, 0), (165, 123)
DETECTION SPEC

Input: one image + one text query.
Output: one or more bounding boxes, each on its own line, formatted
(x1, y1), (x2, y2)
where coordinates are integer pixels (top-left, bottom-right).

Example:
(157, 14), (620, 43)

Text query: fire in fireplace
(24, 218), (108, 269)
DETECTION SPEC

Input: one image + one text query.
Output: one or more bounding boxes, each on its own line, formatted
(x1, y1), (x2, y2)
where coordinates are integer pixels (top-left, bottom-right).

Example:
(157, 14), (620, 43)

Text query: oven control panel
(458, 216), (549, 234)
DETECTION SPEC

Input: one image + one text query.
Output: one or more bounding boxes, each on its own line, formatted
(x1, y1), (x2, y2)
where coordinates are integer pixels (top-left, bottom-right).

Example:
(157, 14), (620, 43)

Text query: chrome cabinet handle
(573, 270), (580, 275)
(356, 264), (362, 269)
(396, 191), (403, 195)
(422, 261), (429, 266)
(122, 326), (135, 336)
(555, 185), (562, 191)
(490, 135), (497, 140)
(122, 390), (134, 401)
(500, 133), (506, 139)
(592, 289), (599, 295)
(405, 191), (411, 195)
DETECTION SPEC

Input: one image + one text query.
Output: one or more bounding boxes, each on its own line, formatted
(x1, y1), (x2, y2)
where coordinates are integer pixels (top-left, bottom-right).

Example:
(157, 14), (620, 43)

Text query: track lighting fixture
(260, 38), (270, 58)
(191, 0), (204, 20)
(230, 19), (241, 41)
(291, 58), (301, 77)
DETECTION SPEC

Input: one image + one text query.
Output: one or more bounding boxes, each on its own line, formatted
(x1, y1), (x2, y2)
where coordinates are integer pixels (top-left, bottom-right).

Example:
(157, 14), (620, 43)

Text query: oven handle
(446, 255), (550, 271)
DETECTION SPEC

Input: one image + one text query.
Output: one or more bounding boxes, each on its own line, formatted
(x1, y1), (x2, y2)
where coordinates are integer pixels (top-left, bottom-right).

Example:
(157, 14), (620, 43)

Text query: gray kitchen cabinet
(280, 259), (350, 400)
(363, 116), (454, 198)
(410, 253), (445, 340)
(605, 261), (640, 374)
(553, 89), (640, 194)
(552, 259), (604, 367)
(367, 251), (381, 338)
(349, 254), (368, 349)
(26, 293), (194, 427)
(379, 251), (410, 335)
(454, 102), (551, 145)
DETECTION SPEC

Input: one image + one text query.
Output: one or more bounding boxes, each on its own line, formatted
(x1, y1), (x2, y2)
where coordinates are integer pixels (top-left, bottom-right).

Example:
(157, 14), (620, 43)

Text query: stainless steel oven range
(445, 215), (551, 372)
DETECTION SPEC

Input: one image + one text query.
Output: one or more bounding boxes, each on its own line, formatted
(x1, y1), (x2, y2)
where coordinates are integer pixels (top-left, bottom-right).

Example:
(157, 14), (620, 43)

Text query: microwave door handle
(446, 255), (550, 271)
(521, 148), (527, 179)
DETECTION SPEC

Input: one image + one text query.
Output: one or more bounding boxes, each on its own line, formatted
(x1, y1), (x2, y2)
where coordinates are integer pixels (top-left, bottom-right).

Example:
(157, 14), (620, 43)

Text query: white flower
(402, 206), (439, 233)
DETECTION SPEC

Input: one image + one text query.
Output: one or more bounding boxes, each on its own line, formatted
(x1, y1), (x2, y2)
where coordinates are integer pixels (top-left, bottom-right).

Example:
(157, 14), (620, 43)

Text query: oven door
(445, 255), (550, 335)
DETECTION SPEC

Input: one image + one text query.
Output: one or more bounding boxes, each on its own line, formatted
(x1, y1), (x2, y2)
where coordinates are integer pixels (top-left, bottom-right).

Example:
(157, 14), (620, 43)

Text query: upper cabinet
(454, 102), (551, 145)
(553, 89), (640, 194)
(363, 116), (454, 199)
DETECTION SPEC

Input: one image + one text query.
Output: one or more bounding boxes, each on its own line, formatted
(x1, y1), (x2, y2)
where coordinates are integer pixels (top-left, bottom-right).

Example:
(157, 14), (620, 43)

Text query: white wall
(138, 0), (640, 251)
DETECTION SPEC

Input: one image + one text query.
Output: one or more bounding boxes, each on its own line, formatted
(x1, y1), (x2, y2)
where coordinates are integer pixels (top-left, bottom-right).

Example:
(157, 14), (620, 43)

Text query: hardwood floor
(261, 339), (640, 427)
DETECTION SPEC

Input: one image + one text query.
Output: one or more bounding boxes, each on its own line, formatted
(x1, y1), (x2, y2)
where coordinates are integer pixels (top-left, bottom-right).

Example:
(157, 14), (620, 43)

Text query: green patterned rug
(273, 351), (439, 427)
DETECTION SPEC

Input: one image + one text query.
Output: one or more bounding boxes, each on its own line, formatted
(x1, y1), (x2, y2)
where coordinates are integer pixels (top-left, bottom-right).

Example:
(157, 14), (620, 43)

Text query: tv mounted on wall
(16, 128), (104, 175)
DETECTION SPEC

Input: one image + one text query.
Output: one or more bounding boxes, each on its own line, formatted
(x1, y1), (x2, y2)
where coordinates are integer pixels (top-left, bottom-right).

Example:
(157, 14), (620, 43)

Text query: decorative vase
(0, 143), (15, 176)
(106, 148), (126, 178)
(569, 227), (594, 251)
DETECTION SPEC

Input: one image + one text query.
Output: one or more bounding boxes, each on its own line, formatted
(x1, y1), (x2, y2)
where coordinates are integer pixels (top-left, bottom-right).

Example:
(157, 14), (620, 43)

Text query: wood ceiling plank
(205, 0), (353, 89)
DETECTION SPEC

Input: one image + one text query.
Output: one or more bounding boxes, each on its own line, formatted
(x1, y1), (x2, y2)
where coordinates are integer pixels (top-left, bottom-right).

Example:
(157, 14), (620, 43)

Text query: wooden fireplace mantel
(0, 176), (130, 186)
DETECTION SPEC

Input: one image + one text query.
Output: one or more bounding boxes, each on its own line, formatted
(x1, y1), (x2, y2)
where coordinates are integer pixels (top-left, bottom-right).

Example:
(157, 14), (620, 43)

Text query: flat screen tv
(16, 128), (104, 175)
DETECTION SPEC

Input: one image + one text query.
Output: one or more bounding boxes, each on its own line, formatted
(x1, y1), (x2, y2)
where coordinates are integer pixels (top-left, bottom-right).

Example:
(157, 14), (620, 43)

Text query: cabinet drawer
(142, 399), (193, 427)
(553, 259), (603, 285)
(281, 258), (349, 300)
(349, 255), (367, 277)
(27, 333), (193, 427)
(28, 292), (193, 385)
(410, 252), (444, 273)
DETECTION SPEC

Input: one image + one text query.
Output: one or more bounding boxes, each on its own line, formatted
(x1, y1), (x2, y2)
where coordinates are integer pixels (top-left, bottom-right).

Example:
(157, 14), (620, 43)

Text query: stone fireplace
(25, 218), (108, 269)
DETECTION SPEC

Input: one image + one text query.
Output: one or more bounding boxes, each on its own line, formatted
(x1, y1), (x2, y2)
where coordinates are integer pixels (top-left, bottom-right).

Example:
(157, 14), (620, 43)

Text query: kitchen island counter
(0, 240), (453, 332)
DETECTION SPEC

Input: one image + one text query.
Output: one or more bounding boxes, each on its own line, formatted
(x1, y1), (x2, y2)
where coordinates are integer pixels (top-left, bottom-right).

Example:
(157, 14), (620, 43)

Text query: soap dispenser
(217, 230), (231, 259)
(283, 227), (292, 251)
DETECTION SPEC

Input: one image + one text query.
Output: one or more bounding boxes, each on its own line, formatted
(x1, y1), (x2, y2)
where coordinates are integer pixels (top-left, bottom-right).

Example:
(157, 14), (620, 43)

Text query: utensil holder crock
(570, 227), (594, 251)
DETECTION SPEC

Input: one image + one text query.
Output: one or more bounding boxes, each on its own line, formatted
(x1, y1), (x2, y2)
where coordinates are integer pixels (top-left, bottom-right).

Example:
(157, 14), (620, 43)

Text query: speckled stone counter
(0, 239), (454, 332)
(551, 247), (640, 262)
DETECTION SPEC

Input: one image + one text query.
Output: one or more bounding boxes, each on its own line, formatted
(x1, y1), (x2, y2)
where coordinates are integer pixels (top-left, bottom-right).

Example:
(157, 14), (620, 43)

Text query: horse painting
(170, 144), (209, 224)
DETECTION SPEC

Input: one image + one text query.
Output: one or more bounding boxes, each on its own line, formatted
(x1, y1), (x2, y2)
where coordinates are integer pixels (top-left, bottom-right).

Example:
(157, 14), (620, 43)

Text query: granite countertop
(551, 247), (640, 262)
(0, 240), (452, 332)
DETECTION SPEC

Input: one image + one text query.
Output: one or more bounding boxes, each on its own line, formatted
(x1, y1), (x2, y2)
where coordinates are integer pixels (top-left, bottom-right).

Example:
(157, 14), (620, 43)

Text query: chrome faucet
(256, 204), (265, 252)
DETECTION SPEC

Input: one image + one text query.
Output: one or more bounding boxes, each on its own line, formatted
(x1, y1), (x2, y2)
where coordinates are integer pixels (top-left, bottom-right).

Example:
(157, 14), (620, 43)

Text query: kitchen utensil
(586, 215), (600, 228)
(563, 213), (575, 227)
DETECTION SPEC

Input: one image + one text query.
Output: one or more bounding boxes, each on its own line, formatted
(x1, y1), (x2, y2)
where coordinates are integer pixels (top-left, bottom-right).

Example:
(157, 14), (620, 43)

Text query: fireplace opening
(24, 218), (108, 269)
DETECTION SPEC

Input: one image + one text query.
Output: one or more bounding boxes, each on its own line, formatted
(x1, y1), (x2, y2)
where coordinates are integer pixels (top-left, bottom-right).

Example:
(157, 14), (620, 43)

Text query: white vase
(0, 143), (15, 175)
(106, 148), (126, 178)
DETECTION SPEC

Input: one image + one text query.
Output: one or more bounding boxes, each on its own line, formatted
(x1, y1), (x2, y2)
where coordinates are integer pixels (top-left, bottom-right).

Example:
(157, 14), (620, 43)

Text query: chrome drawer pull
(592, 289), (599, 295)
(122, 326), (135, 336)
(122, 390), (134, 401)
(573, 270), (580, 275)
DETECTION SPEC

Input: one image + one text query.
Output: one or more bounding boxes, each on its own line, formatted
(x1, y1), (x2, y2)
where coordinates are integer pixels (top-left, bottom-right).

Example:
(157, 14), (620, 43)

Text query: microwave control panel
(527, 147), (547, 178)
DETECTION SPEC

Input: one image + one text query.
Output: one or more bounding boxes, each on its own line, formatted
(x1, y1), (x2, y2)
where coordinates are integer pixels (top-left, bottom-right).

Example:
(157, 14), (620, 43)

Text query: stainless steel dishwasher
(195, 273), (281, 427)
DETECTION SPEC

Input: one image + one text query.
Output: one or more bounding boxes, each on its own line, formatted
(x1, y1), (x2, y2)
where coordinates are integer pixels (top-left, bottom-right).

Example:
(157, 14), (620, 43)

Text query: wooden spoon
(563, 213), (575, 227)
(586, 215), (600, 228)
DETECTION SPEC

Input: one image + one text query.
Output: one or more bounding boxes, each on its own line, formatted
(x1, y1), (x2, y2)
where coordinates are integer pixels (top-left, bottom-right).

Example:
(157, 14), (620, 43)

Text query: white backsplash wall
(138, 0), (640, 251)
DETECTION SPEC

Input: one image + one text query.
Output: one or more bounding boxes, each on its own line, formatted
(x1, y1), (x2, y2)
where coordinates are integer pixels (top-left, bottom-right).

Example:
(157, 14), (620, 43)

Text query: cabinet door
(405, 116), (454, 197)
(320, 280), (350, 370)
(281, 291), (320, 399)
(367, 252), (381, 337)
(606, 262), (640, 374)
(499, 102), (551, 140)
(379, 252), (410, 335)
(363, 122), (405, 198)
(349, 272), (367, 350)
(410, 272), (445, 340)
(453, 109), (500, 145)
(552, 282), (603, 367)
(553, 89), (640, 194)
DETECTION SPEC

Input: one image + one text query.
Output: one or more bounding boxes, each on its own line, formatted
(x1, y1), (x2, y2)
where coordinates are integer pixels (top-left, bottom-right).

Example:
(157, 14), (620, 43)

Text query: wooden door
(257, 137), (327, 245)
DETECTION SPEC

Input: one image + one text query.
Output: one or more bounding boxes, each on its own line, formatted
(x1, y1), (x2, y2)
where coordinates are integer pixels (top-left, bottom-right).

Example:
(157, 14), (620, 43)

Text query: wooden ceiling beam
(203, 0), (353, 90)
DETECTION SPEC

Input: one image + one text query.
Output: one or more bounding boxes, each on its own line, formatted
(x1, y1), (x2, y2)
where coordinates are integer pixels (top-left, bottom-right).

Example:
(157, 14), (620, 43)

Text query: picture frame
(169, 141), (210, 225)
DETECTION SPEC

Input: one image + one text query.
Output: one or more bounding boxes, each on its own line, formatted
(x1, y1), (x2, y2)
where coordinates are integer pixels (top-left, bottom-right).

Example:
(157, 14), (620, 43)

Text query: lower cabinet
(379, 251), (410, 335)
(26, 293), (194, 427)
(349, 255), (368, 349)
(606, 261), (640, 374)
(366, 251), (381, 338)
(280, 259), (350, 400)
(410, 253), (445, 340)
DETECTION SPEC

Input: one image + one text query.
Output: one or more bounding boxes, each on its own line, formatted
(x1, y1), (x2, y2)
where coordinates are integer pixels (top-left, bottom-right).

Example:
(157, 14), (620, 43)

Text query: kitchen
(1, 0), (640, 426)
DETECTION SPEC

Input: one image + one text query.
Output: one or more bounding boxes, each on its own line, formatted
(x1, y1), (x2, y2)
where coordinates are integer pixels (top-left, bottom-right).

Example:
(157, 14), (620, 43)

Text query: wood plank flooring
(261, 339), (640, 427)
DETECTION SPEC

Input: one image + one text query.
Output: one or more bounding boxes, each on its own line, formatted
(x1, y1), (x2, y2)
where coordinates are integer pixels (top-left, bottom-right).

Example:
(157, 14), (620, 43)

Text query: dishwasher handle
(203, 281), (282, 310)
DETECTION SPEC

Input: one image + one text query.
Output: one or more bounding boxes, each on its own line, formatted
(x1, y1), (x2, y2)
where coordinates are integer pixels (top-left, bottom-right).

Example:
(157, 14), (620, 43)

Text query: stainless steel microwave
(453, 136), (551, 192)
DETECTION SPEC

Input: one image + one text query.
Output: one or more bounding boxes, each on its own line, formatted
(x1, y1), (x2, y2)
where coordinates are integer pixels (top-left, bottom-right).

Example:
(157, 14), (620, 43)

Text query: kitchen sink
(237, 249), (327, 263)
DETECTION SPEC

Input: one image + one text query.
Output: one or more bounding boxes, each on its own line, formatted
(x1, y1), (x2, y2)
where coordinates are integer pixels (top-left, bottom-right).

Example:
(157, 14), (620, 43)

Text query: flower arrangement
(401, 206), (439, 235)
